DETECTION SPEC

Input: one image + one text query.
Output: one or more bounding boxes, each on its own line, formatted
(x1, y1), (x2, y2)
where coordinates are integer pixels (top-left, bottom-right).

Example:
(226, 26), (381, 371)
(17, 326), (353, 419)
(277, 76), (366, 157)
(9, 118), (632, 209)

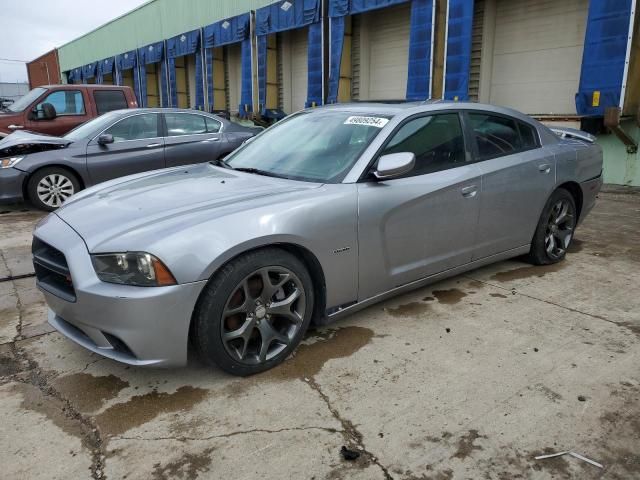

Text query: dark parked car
(0, 108), (262, 210)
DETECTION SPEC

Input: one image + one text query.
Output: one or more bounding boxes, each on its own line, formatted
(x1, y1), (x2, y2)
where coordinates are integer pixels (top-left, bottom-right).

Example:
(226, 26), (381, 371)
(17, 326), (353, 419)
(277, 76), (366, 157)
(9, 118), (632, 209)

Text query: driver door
(357, 112), (482, 300)
(86, 113), (165, 185)
(25, 89), (91, 136)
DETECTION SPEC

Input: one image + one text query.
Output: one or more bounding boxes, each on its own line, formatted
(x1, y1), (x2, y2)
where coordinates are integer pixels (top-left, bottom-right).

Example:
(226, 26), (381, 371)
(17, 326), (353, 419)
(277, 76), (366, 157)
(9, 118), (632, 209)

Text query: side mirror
(97, 134), (114, 145)
(41, 103), (57, 120)
(374, 152), (416, 180)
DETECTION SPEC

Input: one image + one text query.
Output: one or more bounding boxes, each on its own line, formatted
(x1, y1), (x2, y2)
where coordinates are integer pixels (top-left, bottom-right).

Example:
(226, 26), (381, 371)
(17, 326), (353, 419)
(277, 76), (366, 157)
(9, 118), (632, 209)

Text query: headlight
(91, 252), (177, 286)
(0, 156), (24, 168)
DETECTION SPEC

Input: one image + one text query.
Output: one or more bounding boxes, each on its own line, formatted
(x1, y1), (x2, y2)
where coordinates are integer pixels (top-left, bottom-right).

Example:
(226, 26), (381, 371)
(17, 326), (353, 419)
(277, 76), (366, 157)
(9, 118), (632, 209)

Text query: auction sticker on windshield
(344, 116), (389, 128)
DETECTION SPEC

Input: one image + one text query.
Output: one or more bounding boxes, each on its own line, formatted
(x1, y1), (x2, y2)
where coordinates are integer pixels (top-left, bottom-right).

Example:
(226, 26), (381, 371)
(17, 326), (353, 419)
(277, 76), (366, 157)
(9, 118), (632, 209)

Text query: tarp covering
(138, 42), (165, 108)
(257, 35), (268, 113)
(576, 0), (634, 116)
(406, 0), (434, 100)
(204, 13), (250, 48)
(166, 29), (201, 107)
(256, 0), (321, 114)
(205, 48), (215, 110)
(82, 62), (97, 81)
(255, 0), (319, 35)
(329, 0), (408, 16)
(139, 41), (164, 65)
(195, 48), (205, 109)
(167, 29), (200, 58)
(203, 13), (252, 113)
(160, 58), (168, 107)
(96, 57), (116, 84)
(443, 0), (474, 101)
(327, 16), (345, 103)
(67, 68), (80, 84)
(306, 21), (323, 107)
(116, 50), (141, 104)
(239, 38), (253, 117)
(117, 50), (137, 71)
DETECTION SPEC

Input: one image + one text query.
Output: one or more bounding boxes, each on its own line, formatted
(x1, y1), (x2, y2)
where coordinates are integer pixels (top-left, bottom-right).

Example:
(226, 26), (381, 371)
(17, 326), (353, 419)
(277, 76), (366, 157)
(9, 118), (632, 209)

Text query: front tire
(527, 188), (577, 265)
(192, 248), (314, 376)
(27, 167), (81, 211)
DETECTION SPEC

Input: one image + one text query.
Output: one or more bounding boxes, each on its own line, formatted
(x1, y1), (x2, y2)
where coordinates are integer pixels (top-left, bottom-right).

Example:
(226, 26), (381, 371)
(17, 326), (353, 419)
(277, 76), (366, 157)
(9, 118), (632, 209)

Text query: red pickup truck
(0, 84), (137, 138)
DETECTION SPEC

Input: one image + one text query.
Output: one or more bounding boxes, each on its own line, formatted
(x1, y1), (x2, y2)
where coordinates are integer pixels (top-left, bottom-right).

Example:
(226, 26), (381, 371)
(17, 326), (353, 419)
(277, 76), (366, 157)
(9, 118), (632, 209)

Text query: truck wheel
(27, 167), (81, 211)
(527, 188), (577, 265)
(192, 248), (314, 376)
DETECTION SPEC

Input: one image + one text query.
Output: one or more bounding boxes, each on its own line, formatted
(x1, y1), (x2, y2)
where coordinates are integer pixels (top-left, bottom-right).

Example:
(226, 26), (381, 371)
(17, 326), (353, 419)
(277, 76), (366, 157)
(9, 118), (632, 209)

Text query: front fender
(149, 184), (360, 312)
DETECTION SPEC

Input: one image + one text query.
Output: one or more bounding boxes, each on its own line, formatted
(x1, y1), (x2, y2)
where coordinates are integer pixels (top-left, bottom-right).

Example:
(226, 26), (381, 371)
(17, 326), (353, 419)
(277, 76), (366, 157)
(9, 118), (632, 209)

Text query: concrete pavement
(0, 190), (638, 479)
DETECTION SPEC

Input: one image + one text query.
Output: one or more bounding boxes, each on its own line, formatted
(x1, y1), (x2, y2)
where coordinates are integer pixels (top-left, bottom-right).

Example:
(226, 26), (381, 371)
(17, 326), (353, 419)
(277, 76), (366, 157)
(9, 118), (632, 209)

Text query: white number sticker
(344, 116), (389, 128)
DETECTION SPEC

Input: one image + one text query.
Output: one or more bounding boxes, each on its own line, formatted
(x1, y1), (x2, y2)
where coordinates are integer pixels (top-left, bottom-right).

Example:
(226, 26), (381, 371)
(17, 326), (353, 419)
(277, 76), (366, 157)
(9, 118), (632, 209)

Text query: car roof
(105, 108), (225, 117)
(315, 100), (541, 125)
(38, 84), (132, 90)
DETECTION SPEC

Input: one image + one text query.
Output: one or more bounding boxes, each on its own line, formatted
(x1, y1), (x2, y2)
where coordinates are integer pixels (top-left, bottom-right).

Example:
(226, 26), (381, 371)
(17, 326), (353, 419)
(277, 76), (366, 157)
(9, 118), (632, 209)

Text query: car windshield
(63, 111), (122, 141)
(5, 87), (47, 113)
(224, 110), (390, 183)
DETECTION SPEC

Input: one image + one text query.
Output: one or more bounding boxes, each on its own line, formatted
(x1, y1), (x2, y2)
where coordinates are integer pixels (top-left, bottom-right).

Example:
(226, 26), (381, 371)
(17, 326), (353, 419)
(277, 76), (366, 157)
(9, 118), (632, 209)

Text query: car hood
(56, 162), (322, 251)
(0, 130), (71, 156)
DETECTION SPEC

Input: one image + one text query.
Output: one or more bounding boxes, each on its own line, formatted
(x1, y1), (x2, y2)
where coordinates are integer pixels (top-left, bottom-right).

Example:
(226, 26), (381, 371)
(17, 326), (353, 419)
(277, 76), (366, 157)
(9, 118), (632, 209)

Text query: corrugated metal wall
(58, 0), (275, 72)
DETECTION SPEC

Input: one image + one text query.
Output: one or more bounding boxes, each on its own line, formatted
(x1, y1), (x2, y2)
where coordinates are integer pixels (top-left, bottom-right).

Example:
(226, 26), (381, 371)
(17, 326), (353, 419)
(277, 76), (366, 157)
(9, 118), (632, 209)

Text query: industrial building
(26, 0), (640, 186)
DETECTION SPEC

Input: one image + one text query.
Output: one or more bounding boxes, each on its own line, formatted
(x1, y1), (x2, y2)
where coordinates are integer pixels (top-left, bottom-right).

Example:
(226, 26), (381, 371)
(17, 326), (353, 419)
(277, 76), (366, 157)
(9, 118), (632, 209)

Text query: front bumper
(0, 167), (26, 203)
(34, 213), (206, 367)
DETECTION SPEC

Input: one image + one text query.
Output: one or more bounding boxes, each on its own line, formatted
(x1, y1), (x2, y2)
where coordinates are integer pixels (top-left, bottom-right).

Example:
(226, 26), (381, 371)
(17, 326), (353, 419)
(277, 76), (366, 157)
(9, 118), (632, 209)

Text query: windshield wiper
(230, 167), (288, 179)
(209, 158), (232, 169)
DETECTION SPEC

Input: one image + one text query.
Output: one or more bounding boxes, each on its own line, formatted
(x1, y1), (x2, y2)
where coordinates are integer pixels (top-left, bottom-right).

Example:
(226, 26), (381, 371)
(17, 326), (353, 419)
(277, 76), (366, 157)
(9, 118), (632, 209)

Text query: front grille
(32, 237), (76, 302)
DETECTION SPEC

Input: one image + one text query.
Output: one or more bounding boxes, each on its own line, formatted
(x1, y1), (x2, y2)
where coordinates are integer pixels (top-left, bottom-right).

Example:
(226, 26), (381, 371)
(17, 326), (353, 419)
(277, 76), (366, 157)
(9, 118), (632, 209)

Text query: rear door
(26, 89), (91, 136)
(357, 112), (482, 300)
(163, 112), (223, 168)
(85, 113), (165, 185)
(468, 112), (556, 259)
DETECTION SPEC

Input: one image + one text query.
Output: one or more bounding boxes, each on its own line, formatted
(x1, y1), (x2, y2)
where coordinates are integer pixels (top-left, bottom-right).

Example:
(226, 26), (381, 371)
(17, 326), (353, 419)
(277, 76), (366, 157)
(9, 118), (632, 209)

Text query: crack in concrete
(0, 273), (36, 283)
(305, 377), (395, 480)
(111, 425), (343, 442)
(463, 275), (637, 336)
(1, 270), (108, 480)
(9, 342), (109, 479)
(1, 249), (24, 343)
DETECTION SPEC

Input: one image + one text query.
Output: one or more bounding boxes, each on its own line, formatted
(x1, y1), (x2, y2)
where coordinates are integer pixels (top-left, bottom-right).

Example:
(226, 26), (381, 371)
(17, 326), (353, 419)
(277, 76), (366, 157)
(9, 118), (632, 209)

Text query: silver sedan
(32, 101), (603, 375)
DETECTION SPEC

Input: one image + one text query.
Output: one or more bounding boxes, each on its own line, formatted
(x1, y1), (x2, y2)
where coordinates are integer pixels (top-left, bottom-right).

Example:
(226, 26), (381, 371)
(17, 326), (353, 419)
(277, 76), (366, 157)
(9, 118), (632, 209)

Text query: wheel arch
(188, 242), (328, 344)
(22, 164), (86, 199)
(556, 181), (583, 220)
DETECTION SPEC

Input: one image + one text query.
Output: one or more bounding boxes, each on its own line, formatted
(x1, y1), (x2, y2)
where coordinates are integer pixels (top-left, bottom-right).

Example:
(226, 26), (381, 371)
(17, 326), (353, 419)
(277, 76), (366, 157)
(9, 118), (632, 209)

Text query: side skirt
(323, 245), (531, 323)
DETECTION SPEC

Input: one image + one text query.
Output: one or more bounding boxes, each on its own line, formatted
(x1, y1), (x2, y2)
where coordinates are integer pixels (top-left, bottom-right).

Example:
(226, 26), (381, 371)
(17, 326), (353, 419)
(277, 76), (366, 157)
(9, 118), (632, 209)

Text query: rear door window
(468, 113), (522, 160)
(94, 90), (128, 115)
(165, 113), (208, 136)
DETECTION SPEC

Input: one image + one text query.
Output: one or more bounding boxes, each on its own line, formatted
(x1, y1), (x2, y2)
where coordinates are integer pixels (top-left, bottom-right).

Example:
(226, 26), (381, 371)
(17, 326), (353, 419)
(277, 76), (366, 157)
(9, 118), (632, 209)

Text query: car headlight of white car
(91, 252), (176, 286)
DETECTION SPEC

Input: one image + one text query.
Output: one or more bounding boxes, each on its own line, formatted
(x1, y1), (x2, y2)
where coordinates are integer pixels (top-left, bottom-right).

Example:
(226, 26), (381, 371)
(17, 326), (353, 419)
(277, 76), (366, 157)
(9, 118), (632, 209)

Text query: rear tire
(27, 167), (81, 211)
(192, 248), (314, 376)
(527, 188), (577, 265)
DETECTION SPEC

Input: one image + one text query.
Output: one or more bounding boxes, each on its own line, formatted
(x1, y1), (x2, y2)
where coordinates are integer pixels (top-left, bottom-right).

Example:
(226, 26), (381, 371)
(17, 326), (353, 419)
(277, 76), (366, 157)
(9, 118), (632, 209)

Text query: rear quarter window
(518, 121), (539, 150)
(94, 90), (128, 115)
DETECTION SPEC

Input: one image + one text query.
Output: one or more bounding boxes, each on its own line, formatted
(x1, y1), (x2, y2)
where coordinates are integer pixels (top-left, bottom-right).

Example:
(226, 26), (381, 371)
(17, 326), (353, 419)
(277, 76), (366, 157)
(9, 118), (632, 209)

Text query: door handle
(538, 163), (551, 173)
(146, 143), (162, 148)
(204, 137), (220, 142)
(461, 185), (477, 198)
(8, 124), (24, 130)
